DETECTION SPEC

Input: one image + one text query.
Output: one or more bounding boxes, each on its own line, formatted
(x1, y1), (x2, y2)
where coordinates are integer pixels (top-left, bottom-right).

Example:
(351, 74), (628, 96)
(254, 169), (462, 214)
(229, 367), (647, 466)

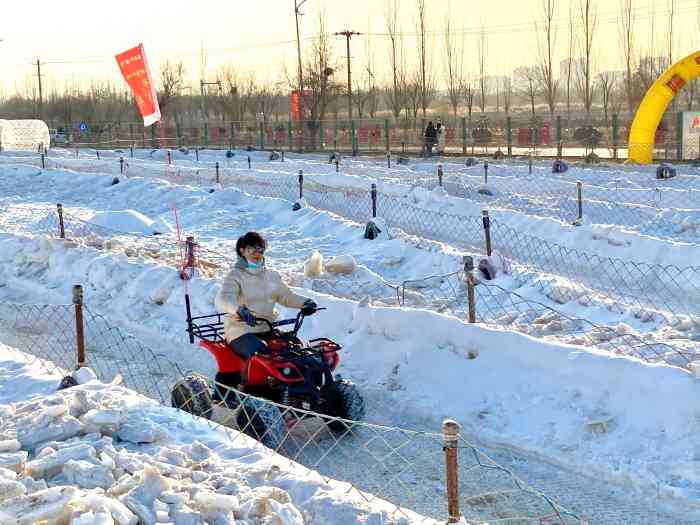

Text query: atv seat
(228, 333), (270, 359)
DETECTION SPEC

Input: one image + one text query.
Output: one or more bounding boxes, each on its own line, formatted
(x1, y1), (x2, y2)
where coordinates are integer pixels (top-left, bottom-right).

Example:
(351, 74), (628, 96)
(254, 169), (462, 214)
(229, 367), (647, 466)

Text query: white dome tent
(0, 119), (50, 152)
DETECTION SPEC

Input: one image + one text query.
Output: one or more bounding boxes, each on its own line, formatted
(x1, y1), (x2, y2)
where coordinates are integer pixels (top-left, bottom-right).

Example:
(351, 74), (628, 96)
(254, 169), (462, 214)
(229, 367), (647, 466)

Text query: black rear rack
(185, 294), (226, 343)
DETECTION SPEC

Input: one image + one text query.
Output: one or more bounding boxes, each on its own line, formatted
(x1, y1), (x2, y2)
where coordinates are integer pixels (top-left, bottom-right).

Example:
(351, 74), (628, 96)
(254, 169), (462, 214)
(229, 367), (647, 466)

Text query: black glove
(300, 299), (317, 316)
(237, 306), (256, 327)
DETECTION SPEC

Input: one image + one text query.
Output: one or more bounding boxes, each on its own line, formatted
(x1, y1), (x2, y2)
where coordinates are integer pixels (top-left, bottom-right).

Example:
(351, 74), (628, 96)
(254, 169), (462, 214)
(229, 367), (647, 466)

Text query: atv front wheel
(328, 380), (365, 432)
(237, 397), (286, 451)
(171, 374), (214, 419)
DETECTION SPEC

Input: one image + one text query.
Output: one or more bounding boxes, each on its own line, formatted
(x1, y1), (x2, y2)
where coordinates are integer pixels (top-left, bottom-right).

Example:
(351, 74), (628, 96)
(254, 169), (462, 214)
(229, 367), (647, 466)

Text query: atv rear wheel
(237, 397), (286, 451)
(171, 374), (214, 419)
(328, 380), (365, 432)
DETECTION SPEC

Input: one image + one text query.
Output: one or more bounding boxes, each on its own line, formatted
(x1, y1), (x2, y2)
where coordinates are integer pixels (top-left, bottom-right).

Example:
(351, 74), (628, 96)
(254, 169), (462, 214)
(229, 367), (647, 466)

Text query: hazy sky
(0, 0), (698, 96)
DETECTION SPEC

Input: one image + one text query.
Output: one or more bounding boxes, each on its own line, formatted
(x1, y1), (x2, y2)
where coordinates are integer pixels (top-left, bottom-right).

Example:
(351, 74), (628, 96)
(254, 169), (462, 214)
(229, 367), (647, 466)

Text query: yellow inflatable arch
(627, 50), (700, 164)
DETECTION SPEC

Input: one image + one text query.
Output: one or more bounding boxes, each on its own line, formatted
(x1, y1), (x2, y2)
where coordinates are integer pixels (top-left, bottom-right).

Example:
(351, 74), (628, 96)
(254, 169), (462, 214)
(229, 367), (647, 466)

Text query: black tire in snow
(328, 379), (365, 432)
(171, 373), (214, 419)
(237, 397), (286, 451)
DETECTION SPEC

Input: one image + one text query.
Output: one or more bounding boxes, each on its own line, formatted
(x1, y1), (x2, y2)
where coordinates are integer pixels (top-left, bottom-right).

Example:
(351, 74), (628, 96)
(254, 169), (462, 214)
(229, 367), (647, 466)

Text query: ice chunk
(124, 467), (171, 525)
(0, 478), (26, 501)
(0, 450), (28, 473)
(325, 254), (357, 275)
(193, 489), (239, 512)
(0, 438), (21, 453)
(80, 493), (138, 525)
(303, 250), (323, 278)
(26, 443), (96, 478)
(18, 414), (83, 449)
(82, 409), (124, 427)
(0, 486), (77, 525)
(0, 466), (17, 480)
(169, 503), (200, 525)
(116, 418), (163, 444)
(70, 508), (115, 525)
(64, 459), (116, 489)
(73, 367), (98, 385)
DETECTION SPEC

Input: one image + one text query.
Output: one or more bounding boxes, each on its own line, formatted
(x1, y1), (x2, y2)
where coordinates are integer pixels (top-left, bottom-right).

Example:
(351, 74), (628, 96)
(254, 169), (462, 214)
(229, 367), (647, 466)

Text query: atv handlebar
(254, 307), (326, 335)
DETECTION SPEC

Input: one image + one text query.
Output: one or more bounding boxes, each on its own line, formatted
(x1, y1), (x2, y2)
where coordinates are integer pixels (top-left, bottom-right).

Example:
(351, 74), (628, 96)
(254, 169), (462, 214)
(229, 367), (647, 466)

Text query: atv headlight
(282, 367), (292, 376)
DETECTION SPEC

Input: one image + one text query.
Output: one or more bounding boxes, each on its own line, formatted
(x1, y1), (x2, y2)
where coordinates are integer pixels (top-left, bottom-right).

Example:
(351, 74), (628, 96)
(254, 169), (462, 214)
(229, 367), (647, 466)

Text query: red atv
(171, 300), (365, 449)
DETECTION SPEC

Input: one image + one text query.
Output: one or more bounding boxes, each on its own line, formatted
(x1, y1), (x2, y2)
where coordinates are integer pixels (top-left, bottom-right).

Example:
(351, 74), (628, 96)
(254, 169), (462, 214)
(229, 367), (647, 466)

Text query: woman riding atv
(215, 231), (317, 364)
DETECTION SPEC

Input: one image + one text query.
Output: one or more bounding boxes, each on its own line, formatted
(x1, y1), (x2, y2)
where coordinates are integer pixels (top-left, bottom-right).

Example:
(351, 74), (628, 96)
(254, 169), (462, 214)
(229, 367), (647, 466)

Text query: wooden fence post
(443, 419), (461, 523)
(482, 210), (492, 257)
(57, 204), (65, 239)
(73, 285), (86, 369)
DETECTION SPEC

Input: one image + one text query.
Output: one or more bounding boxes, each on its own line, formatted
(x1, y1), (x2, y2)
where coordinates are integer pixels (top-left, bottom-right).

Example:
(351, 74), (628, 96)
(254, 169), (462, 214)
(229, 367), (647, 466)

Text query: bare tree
(384, 0), (404, 118)
(362, 27), (379, 118)
(597, 72), (616, 126)
(443, 2), (466, 118)
(294, 11), (338, 148)
(416, 0), (435, 117)
(565, 4), (575, 126)
(404, 70), (421, 120)
(535, 0), (559, 118)
(158, 60), (186, 119)
(502, 76), (513, 115)
(465, 79), (475, 130)
(618, 0), (636, 114)
(478, 27), (488, 113)
(521, 67), (539, 116)
(576, 0), (597, 120)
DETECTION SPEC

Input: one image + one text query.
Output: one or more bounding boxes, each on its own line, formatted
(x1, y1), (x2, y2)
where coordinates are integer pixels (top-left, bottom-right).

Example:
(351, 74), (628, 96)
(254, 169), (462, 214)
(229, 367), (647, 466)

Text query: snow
(2, 148), (700, 522)
(0, 345), (433, 524)
(87, 210), (173, 236)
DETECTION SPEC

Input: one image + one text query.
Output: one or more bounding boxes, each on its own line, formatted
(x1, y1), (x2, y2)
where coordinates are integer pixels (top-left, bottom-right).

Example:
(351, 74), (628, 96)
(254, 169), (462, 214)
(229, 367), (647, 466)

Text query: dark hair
(236, 231), (267, 257)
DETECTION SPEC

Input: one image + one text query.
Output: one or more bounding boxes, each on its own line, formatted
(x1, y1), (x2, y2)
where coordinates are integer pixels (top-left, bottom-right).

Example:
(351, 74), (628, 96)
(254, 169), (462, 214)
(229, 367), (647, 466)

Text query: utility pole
(35, 59), (43, 119)
(200, 79), (222, 122)
(335, 30), (361, 120)
(294, 0), (308, 112)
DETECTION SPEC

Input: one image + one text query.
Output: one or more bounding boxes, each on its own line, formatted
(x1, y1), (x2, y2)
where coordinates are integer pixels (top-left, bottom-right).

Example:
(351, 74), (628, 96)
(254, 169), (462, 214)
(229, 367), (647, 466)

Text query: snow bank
(87, 210), (173, 236)
(0, 344), (434, 525)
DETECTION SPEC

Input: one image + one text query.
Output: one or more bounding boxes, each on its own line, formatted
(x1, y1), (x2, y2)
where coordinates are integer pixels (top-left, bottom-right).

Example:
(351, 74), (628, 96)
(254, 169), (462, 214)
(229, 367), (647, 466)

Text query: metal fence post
(351, 120), (357, 156)
(281, 150), (285, 162)
(57, 204), (65, 239)
(247, 156), (251, 169)
(506, 116), (512, 157)
(298, 169), (304, 199)
(73, 285), (86, 369)
(130, 144), (134, 159)
(167, 150), (172, 165)
(483, 160), (489, 185)
(41, 152), (45, 169)
(287, 121), (293, 151)
(180, 236), (196, 281)
(438, 162), (444, 186)
(384, 119), (390, 152)
(467, 275), (476, 323)
(387, 151), (391, 168)
(442, 419), (461, 523)
(96, 150), (100, 161)
(577, 181), (583, 222)
(371, 183), (377, 218)
(215, 162), (220, 184)
(335, 158), (339, 172)
(612, 113), (619, 160)
(259, 121), (265, 150)
(204, 122), (209, 148)
(676, 111), (683, 160)
(461, 117), (467, 155)
(482, 210), (492, 257)
(120, 157), (124, 175)
(528, 154), (533, 174)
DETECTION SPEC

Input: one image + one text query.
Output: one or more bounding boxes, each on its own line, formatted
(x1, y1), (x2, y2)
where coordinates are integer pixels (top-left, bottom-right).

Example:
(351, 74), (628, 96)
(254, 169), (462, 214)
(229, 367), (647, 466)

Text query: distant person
(436, 121), (446, 155)
(424, 121), (436, 157)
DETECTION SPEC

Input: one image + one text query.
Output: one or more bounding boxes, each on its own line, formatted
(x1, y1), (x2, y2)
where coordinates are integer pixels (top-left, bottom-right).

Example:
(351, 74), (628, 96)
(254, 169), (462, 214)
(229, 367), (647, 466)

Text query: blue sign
(79, 122), (89, 133)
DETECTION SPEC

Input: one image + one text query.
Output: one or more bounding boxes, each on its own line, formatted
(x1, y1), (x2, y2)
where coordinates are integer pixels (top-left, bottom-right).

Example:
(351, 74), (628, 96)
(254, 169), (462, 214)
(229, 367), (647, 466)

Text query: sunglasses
(247, 245), (266, 254)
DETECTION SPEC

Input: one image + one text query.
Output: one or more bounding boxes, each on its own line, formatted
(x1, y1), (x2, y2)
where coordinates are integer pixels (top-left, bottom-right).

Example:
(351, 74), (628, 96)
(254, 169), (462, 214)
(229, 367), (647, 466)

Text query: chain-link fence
(0, 288), (587, 524)
(42, 112), (696, 163)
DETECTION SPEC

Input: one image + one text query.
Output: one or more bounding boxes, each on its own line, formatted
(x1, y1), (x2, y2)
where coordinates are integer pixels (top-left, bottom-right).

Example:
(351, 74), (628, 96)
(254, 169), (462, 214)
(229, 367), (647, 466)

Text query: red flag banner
(115, 43), (161, 126)
(290, 90), (301, 121)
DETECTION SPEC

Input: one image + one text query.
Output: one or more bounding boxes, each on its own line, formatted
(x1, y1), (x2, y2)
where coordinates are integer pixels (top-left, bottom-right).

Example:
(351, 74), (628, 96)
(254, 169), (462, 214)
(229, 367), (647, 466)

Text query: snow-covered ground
(2, 148), (700, 523)
(0, 344), (433, 524)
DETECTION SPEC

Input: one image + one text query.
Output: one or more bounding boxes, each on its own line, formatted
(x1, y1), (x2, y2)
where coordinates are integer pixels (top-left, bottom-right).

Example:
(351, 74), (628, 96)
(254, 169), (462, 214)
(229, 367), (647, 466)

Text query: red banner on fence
(115, 43), (161, 127)
(291, 90), (301, 121)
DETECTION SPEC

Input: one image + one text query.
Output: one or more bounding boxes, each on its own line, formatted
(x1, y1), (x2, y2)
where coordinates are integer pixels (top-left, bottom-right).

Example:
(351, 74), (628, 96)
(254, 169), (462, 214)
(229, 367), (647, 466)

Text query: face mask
(247, 260), (260, 269)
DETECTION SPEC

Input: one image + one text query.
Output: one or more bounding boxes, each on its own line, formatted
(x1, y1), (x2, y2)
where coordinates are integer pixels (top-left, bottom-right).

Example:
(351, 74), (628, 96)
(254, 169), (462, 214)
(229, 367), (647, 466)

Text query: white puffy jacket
(215, 257), (308, 342)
